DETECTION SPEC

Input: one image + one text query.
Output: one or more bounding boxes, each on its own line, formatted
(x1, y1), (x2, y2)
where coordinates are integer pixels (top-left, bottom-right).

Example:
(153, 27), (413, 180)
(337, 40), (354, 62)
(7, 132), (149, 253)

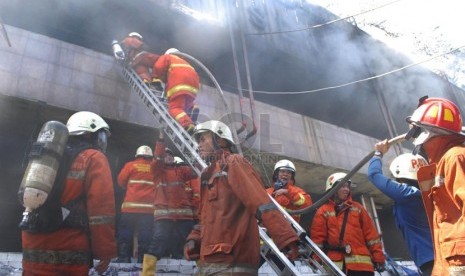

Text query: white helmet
(193, 120), (235, 145)
(165, 48), (179, 55)
(135, 145), (153, 158)
(326, 172), (351, 191)
(274, 159), (296, 173)
(389, 153), (427, 180)
(66, 111), (110, 136)
(174, 156), (184, 164)
(128, 32), (143, 40)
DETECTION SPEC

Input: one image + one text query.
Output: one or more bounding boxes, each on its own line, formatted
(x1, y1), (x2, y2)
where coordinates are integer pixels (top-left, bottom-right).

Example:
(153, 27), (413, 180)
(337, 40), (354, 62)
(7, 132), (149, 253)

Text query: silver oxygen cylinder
(18, 121), (69, 226)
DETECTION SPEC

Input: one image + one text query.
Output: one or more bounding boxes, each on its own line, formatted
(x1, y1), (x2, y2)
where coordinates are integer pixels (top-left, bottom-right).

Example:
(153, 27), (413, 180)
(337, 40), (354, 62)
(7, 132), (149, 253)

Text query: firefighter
(311, 172), (385, 275)
(267, 159), (312, 223)
(152, 48), (200, 133)
(120, 32), (160, 87)
(141, 131), (198, 275)
(367, 144), (434, 275)
(116, 145), (155, 263)
(183, 120), (300, 275)
(21, 111), (116, 275)
(406, 96), (465, 275)
(174, 156), (201, 216)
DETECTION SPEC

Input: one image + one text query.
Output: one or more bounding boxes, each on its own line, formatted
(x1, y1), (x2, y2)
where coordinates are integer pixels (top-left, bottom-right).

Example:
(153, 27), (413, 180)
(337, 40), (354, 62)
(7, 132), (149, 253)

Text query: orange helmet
(407, 97), (464, 145)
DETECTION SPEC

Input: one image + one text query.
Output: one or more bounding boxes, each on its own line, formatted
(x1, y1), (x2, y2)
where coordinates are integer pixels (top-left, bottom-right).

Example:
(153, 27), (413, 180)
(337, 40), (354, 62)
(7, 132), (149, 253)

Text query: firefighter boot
(185, 123), (195, 135)
(188, 105), (200, 123)
(142, 254), (157, 276)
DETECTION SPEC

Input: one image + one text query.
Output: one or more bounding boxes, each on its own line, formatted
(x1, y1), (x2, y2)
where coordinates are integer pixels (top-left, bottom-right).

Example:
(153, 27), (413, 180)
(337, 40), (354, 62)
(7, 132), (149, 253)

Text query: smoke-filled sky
(0, 0), (462, 141)
(309, 0), (465, 89)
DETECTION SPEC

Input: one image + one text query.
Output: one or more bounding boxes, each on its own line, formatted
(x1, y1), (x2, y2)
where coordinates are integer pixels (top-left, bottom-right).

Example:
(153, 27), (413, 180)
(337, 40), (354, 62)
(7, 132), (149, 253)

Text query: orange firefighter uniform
(153, 53), (199, 130)
(117, 156), (155, 262)
(182, 175), (201, 219)
(144, 140), (198, 260)
(311, 196), (385, 273)
(121, 36), (159, 83)
(266, 180), (312, 223)
(151, 142), (198, 221)
(417, 135), (465, 275)
(186, 150), (300, 274)
(118, 157), (155, 214)
(22, 149), (116, 276)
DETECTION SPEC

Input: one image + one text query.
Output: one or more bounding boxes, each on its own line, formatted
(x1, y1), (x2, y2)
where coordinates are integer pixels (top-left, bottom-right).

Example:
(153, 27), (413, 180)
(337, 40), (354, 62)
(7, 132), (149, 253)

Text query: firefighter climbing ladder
(119, 66), (343, 276)
(120, 67), (208, 176)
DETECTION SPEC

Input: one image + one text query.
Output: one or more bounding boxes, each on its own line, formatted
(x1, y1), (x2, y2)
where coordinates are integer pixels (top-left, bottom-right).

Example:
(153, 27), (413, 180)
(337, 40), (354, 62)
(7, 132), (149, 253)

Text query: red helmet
(407, 97), (463, 134)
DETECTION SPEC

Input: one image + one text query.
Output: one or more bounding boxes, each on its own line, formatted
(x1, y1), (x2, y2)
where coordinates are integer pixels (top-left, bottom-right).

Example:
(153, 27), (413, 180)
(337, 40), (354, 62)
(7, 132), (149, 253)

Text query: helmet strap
(212, 135), (221, 151)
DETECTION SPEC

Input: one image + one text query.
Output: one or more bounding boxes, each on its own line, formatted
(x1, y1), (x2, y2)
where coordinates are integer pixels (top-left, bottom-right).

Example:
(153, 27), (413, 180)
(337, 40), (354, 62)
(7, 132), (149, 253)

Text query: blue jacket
(367, 156), (434, 268)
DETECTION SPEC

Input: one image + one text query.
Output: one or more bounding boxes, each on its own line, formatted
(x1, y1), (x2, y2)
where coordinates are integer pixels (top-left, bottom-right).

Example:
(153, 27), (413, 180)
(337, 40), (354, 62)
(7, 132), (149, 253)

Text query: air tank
(18, 121), (69, 228)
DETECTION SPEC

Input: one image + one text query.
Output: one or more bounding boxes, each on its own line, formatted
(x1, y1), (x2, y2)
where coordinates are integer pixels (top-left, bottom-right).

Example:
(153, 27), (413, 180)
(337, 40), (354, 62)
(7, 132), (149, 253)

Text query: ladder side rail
(268, 195), (345, 276)
(259, 227), (302, 276)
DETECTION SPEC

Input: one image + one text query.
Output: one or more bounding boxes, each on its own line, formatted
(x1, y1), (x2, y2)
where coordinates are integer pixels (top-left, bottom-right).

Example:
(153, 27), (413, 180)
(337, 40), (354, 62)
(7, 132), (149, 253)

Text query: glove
(285, 242), (300, 261)
(274, 179), (288, 190)
(94, 258), (111, 275)
(273, 188), (288, 197)
(114, 50), (125, 60)
(184, 239), (200, 261)
(374, 262), (386, 272)
(111, 40), (126, 61)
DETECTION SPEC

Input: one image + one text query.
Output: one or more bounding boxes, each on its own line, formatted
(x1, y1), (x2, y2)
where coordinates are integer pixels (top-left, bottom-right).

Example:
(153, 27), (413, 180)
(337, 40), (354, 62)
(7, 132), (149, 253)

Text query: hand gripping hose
(288, 133), (407, 215)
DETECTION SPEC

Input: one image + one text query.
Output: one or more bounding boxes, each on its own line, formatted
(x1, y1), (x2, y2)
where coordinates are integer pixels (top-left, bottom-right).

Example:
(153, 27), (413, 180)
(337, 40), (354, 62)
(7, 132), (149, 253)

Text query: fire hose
(288, 133), (407, 215)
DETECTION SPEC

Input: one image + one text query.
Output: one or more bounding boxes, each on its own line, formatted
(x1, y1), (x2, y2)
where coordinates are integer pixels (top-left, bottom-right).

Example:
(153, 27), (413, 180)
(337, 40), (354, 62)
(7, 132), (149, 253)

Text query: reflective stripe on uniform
(121, 202), (154, 209)
(175, 112), (188, 121)
(156, 181), (185, 188)
(169, 63), (194, 71)
(366, 237), (381, 247)
(213, 171), (227, 179)
(345, 254), (373, 266)
(23, 249), (89, 265)
(293, 193), (306, 206)
(88, 215), (114, 225)
(166, 84), (198, 98)
(323, 211), (336, 217)
(128, 179), (154, 185)
(153, 208), (194, 218)
(67, 170), (86, 180)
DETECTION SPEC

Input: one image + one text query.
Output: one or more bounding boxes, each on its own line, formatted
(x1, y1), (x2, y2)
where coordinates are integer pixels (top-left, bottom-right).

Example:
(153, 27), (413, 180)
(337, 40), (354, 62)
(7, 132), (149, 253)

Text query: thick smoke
(0, 0), (461, 140)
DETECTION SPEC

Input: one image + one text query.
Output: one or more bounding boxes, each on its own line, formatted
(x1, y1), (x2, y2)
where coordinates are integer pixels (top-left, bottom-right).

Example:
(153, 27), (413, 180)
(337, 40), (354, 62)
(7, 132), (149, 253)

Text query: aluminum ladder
(119, 66), (344, 276)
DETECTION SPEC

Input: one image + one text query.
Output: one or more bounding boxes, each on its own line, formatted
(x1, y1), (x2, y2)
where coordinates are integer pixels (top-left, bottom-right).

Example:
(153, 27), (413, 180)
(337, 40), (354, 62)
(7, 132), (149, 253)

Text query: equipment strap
(339, 208), (350, 244)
